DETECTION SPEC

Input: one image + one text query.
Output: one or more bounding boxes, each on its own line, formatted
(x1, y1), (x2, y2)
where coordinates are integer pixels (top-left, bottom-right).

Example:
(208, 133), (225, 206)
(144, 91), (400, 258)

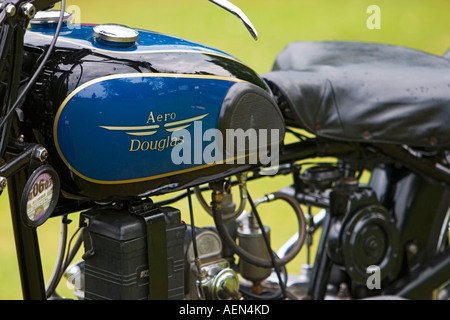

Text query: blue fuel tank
(23, 22), (285, 199)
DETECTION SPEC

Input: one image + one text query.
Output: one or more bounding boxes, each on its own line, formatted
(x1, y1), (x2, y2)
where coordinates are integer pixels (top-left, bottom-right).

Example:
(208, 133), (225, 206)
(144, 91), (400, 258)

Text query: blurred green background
(0, 0), (449, 299)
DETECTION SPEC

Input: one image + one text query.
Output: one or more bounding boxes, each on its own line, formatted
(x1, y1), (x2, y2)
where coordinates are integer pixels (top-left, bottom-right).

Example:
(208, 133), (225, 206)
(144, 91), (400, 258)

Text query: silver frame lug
(21, 3), (36, 19)
(5, 4), (16, 17)
(34, 147), (48, 162)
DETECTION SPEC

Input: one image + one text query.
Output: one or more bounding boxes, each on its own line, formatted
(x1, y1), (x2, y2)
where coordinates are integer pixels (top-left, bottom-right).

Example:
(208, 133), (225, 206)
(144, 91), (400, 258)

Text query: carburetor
(184, 227), (241, 300)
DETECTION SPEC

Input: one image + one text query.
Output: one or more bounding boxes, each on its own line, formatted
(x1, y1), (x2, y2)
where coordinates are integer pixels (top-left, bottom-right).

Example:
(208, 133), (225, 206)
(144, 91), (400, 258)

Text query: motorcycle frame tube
(278, 140), (357, 165)
(7, 168), (46, 300)
(3, 137), (50, 301)
(306, 212), (333, 300)
(376, 144), (450, 185)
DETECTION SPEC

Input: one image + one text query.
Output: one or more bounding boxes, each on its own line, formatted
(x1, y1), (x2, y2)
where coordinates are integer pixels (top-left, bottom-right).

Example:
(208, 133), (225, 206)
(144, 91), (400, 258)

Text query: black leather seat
(263, 41), (450, 149)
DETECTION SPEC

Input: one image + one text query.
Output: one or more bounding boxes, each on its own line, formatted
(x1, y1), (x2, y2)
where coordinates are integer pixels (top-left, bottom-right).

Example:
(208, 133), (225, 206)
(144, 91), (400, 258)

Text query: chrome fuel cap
(30, 10), (73, 25)
(93, 24), (139, 46)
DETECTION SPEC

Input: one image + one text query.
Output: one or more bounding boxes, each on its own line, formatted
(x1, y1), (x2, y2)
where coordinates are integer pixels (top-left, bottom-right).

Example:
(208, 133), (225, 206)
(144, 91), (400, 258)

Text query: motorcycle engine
(327, 180), (401, 286)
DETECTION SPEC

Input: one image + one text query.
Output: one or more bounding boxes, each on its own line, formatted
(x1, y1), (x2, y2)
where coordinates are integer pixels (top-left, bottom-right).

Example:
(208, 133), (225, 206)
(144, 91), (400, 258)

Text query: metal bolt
(5, 4), (16, 17)
(21, 3), (36, 19)
(407, 243), (418, 256)
(0, 177), (7, 191)
(34, 147), (48, 162)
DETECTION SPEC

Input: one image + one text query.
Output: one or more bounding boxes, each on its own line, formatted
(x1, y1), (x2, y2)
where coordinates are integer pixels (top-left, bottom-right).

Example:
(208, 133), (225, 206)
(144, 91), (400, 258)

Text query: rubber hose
(213, 192), (306, 268)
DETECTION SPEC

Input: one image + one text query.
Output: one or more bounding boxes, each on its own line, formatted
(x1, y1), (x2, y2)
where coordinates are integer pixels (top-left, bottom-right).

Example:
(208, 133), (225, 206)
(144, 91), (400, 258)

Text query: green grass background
(0, 0), (449, 299)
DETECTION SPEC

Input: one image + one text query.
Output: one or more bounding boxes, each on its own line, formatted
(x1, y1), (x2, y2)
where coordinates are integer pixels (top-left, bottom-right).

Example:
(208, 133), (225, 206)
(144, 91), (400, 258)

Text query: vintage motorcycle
(0, 0), (449, 300)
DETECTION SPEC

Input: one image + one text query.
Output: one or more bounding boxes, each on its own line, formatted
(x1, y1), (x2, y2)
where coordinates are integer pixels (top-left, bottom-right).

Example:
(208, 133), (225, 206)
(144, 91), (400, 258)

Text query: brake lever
(209, 0), (258, 40)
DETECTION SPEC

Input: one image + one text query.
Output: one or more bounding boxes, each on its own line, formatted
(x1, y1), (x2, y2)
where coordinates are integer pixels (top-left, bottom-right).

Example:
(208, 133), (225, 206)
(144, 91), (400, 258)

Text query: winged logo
(98, 113), (209, 136)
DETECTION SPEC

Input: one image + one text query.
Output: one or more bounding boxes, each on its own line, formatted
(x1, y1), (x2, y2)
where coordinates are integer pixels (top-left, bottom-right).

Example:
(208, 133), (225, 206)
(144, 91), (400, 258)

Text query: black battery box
(81, 204), (186, 300)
